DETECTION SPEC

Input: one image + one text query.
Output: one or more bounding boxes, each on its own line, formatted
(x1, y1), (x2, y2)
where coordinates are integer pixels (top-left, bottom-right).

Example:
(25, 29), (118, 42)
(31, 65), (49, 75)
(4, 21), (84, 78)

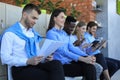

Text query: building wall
(0, 0), (96, 22)
(0, 2), (7, 80)
(108, 0), (120, 60)
(96, 0), (108, 57)
(96, 0), (120, 60)
(0, 62), (7, 80)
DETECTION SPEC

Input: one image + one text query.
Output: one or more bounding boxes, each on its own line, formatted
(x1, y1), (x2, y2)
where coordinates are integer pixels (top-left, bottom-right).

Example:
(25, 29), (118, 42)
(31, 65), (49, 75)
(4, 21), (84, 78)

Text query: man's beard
(89, 31), (93, 35)
(24, 19), (31, 29)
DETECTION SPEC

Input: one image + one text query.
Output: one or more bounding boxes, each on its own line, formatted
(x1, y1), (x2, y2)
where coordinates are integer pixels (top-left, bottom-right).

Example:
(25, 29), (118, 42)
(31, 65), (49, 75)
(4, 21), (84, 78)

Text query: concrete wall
(96, 0), (120, 60)
(108, 0), (120, 60)
(96, 0), (108, 57)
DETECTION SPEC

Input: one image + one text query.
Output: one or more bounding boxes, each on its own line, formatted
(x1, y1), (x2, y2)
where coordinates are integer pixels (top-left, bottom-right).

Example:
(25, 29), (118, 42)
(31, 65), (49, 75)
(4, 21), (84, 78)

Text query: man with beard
(85, 21), (120, 80)
(0, 4), (65, 80)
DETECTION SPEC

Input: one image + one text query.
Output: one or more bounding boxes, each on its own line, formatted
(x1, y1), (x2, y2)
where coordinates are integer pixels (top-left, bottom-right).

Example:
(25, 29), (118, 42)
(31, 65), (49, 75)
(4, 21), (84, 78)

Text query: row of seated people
(0, 3), (120, 80)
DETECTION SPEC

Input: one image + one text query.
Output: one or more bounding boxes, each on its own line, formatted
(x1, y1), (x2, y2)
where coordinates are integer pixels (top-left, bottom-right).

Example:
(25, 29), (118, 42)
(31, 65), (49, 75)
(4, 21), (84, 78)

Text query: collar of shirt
(19, 22), (34, 37)
(85, 32), (95, 43)
(52, 27), (64, 33)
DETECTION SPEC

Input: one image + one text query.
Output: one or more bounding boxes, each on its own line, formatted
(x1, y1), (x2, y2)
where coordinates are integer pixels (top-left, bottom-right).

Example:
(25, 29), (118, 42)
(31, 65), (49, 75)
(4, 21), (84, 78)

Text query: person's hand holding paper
(45, 55), (53, 62)
(37, 39), (64, 62)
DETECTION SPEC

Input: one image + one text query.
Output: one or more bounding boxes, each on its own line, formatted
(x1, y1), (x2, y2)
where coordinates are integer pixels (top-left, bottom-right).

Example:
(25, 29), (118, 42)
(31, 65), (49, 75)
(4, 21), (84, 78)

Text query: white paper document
(37, 39), (64, 62)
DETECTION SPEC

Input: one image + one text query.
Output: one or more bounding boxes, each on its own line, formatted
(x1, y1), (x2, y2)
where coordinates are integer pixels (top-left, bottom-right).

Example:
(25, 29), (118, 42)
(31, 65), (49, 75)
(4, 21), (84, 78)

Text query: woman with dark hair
(46, 9), (97, 80)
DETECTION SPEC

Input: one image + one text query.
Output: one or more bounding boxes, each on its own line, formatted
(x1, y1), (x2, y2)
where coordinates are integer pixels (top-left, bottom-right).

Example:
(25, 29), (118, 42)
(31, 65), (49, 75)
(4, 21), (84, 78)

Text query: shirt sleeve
(87, 48), (100, 55)
(69, 35), (88, 56)
(68, 42), (88, 56)
(0, 32), (28, 67)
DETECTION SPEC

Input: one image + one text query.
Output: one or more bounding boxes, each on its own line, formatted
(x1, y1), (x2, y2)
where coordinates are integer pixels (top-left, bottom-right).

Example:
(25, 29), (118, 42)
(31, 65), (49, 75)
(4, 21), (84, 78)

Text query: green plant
(22, 0), (29, 4)
(70, 5), (81, 19)
(38, 0), (47, 9)
(46, 0), (63, 13)
(15, 0), (21, 6)
(38, 0), (64, 14)
(117, 0), (120, 15)
(15, 0), (29, 6)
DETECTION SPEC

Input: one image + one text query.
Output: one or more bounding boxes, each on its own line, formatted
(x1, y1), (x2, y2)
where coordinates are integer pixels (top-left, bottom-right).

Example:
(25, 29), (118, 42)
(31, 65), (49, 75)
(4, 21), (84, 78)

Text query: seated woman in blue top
(46, 8), (97, 80)
(72, 21), (110, 80)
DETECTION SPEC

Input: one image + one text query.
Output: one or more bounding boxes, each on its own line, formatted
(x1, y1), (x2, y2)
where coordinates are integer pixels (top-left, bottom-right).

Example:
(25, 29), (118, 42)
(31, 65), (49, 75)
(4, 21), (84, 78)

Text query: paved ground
(111, 69), (120, 80)
(65, 70), (120, 80)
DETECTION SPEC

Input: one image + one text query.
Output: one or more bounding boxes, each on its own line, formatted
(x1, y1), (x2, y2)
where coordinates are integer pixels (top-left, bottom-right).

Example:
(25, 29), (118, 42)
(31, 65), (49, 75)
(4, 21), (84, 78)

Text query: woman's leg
(63, 62), (83, 77)
(103, 69), (111, 80)
(80, 62), (97, 80)
(94, 63), (103, 79)
(63, 61), (97, 80)
(95, 53), (111, 80)
(42, 60), (65, 80)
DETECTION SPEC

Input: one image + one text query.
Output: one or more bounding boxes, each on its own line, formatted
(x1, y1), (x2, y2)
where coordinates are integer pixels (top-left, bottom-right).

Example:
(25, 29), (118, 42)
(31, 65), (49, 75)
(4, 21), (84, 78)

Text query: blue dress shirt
(46, 27), (83, 64)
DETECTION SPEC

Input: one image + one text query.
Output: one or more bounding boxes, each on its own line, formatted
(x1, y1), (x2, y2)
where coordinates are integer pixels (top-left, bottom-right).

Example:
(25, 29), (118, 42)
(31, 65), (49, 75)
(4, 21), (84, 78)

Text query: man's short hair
(65, 16), (76, 24)
(22, 3), (41, 15)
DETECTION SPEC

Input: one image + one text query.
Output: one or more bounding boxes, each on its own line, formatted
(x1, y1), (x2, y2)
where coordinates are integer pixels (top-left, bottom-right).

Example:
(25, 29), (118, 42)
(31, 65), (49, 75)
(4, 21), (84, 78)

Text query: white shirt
(0, 23), (38, 67)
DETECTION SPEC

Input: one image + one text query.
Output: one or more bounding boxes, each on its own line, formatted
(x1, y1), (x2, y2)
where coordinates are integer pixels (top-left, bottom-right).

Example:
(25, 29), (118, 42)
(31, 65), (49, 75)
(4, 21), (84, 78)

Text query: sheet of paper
(37, 39), (64, 62)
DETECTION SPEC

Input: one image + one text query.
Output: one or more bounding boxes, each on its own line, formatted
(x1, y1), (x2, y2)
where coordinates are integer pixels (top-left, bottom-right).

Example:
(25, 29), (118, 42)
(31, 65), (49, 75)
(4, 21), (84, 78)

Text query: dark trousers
(95, 53), (108, 71)
(63, 61), (96, 80)
(95, 53), (108, 80)
(95, 53), (120, 79)
(106, 57), (120, 77)
(12, 60), (65, 80)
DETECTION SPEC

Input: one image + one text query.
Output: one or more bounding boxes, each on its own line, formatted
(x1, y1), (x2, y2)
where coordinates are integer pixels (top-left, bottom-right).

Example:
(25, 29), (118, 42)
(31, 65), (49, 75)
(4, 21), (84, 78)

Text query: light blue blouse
(46, 27), (87, 64)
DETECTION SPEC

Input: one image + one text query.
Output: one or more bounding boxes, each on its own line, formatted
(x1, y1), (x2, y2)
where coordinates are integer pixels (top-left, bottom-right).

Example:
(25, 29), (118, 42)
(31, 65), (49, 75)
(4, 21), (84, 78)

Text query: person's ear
(76, 26), (79, 30)
(88, 27), (90, 31)
(22, 12), (28, 18)
(54, 17), (56, 22)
